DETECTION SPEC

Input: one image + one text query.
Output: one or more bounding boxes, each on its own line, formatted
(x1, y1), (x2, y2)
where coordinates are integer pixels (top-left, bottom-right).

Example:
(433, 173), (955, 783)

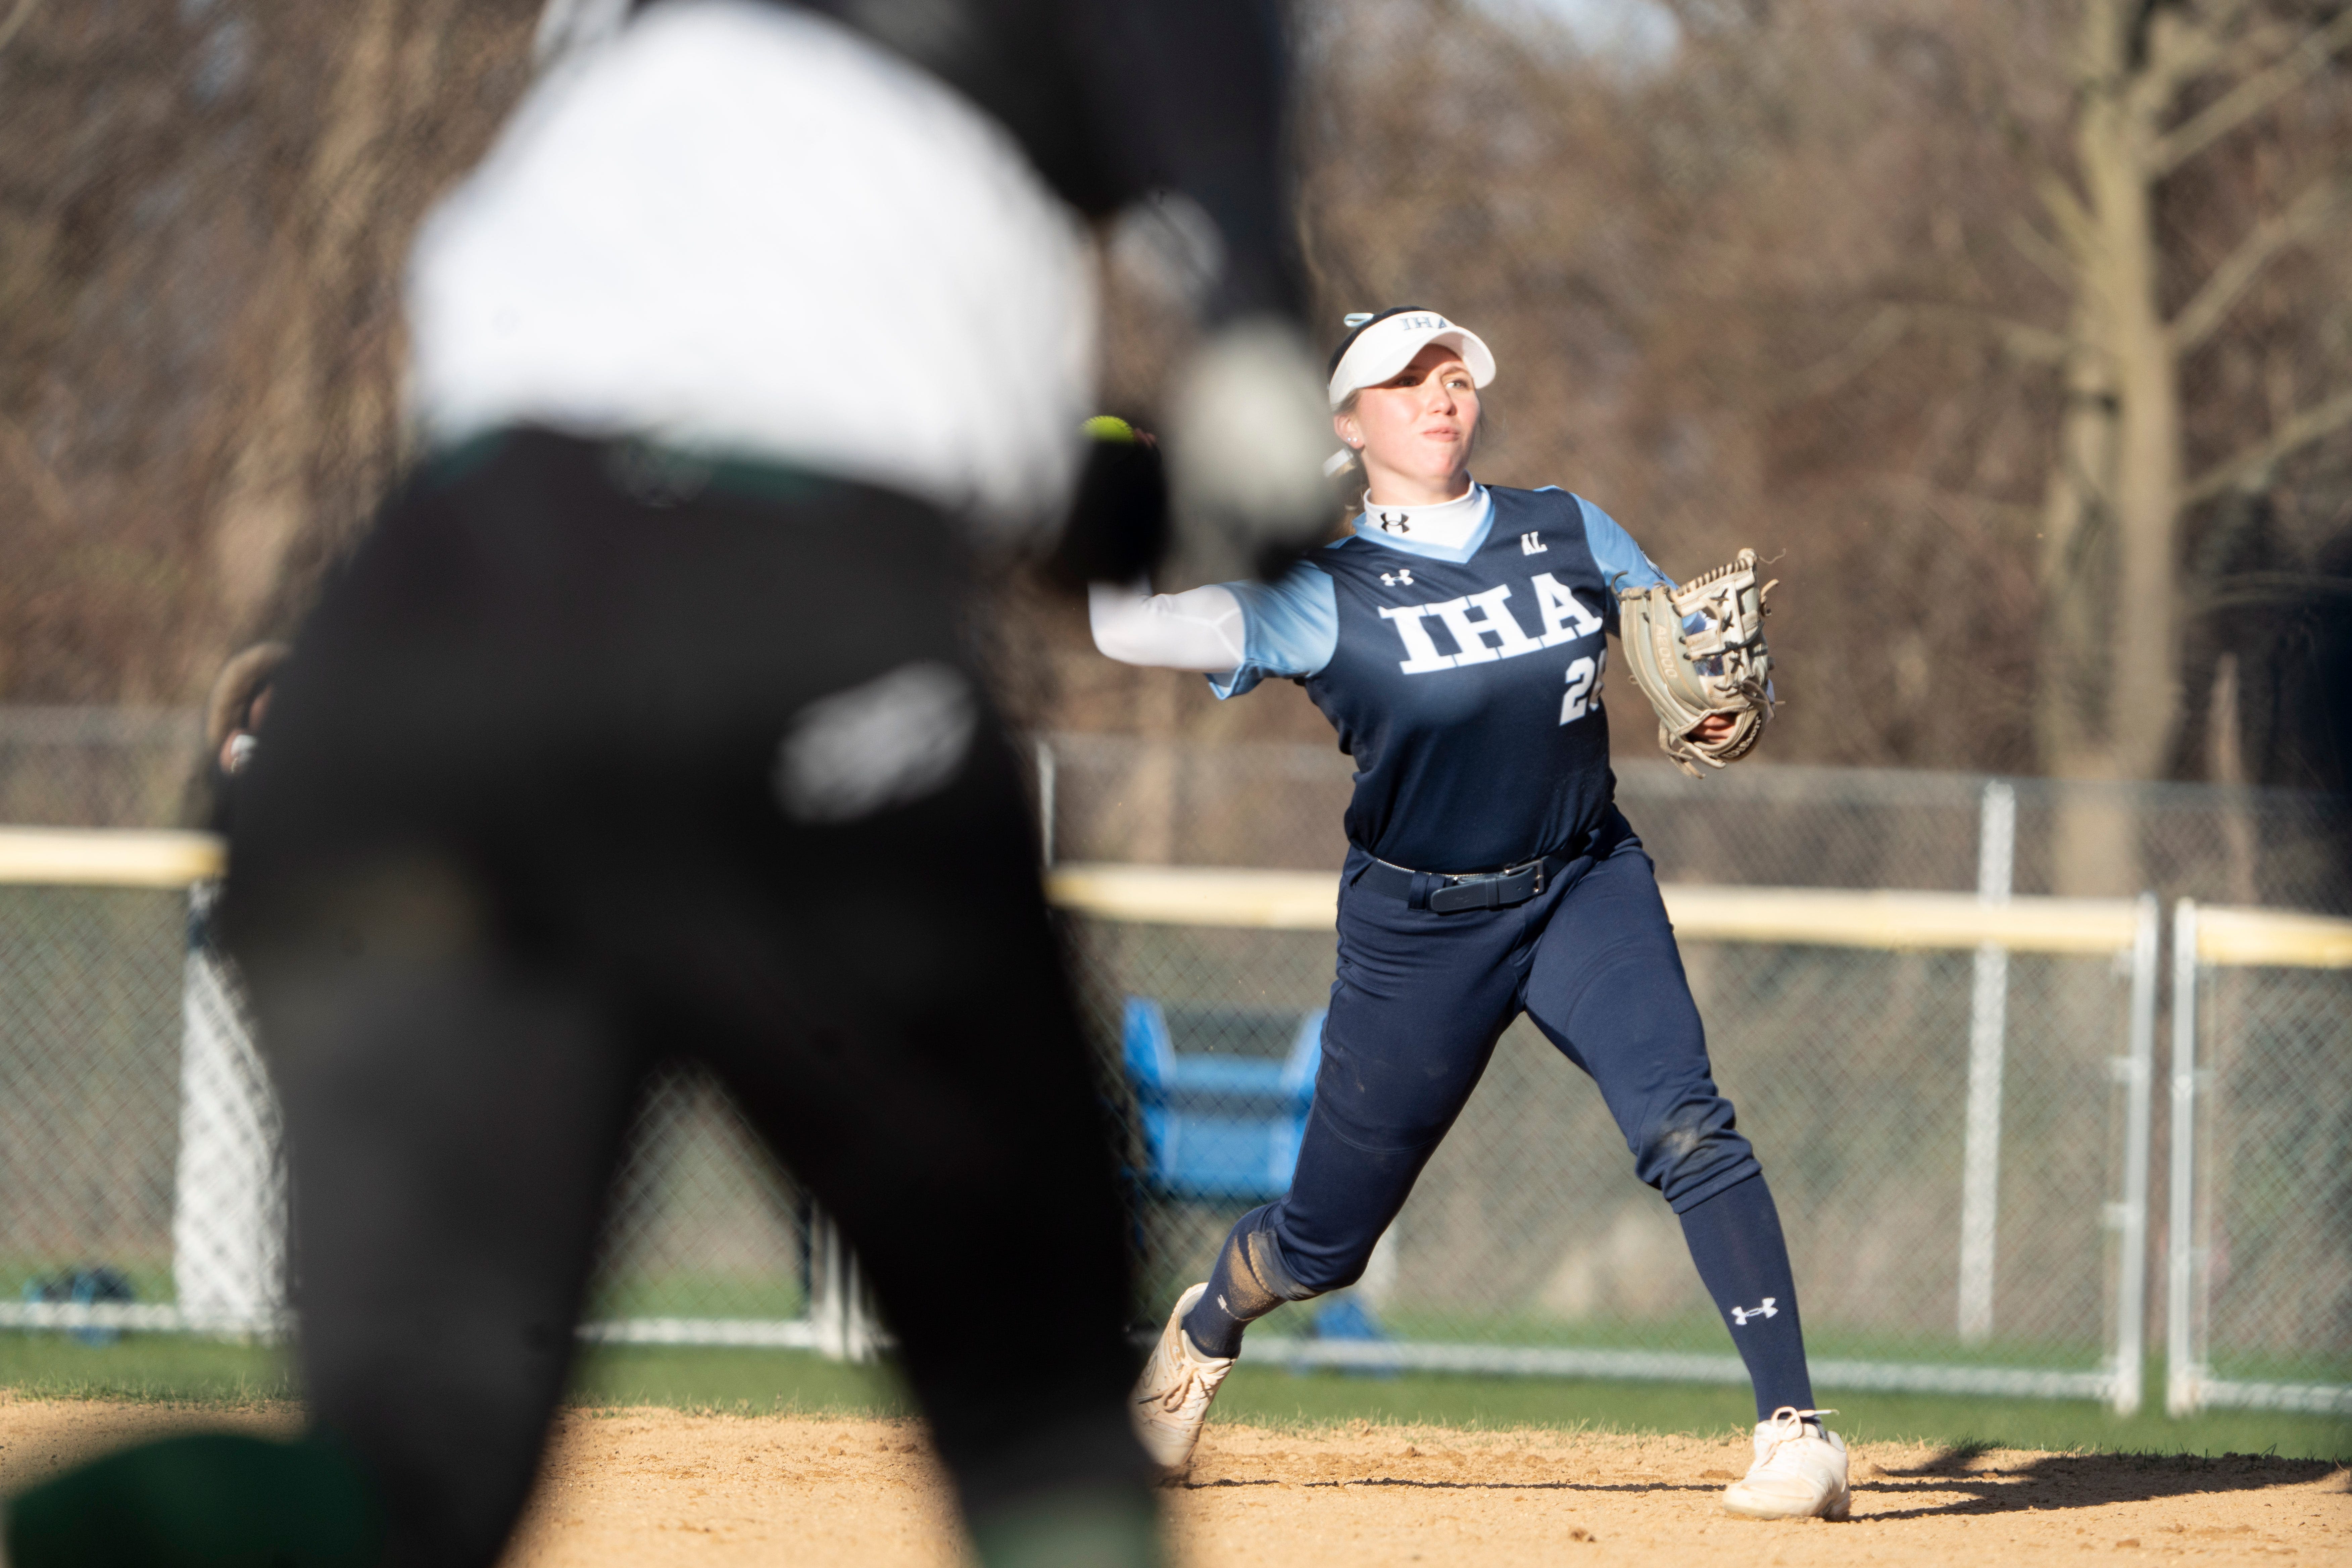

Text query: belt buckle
(1428, 874), (1491, 914)
(1425, 853), (1552, 914)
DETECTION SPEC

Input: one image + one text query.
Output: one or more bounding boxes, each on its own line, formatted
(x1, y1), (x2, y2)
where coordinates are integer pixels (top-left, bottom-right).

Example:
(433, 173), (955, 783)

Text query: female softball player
(1093, 307), (1850, 1520)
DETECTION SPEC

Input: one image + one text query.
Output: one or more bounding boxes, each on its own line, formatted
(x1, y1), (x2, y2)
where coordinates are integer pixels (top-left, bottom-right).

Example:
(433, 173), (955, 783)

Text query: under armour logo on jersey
(1380, 568), (1415, 588)
(1731, 1298), (1779, 1326)
(1520, 531), (1547, 555)
(1378, 574), (1604, 674)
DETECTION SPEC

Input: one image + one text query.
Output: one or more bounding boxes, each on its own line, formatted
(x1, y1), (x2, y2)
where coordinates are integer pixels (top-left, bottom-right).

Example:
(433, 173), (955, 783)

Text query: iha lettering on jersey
(1375, 574), (1603, 674)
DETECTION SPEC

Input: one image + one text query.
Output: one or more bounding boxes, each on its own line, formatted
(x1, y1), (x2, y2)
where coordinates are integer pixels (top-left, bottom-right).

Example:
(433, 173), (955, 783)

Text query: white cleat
(1722, 1406), (1851, 1520)
(1130, 1282), (1235, 1481)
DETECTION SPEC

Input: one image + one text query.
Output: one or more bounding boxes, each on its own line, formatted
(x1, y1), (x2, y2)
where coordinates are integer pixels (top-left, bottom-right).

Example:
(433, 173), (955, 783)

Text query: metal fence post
(2107, 892), (2158, 1415)
(2166, 898), (2201, 1416)
(1958, 779), (2015, 1345)
(1036, 737), (1057, 868)
(173, 879), (289, 1338)
(810, 1210), (876, 1364)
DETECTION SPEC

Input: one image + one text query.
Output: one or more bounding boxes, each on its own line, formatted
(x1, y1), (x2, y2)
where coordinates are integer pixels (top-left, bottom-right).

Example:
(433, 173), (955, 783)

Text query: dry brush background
(4, 0), (2352, 863)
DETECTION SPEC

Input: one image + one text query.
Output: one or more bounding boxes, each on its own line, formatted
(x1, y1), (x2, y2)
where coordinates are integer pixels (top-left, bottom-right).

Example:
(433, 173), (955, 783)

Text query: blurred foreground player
(0, 1), (1332, 1565)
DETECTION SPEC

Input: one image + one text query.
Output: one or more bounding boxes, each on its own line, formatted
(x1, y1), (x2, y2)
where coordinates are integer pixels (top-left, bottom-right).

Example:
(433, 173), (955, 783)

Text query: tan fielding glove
(1618, 549), (1779, 777)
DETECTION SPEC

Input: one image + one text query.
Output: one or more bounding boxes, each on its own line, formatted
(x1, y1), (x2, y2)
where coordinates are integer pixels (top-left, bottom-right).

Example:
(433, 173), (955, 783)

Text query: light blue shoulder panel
(1206, 557), (1340, 699)
(1536, 488), (1671, 594)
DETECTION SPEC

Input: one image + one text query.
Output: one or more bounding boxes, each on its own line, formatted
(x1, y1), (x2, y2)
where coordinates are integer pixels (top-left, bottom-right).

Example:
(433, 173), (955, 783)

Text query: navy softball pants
(1185, 808), (1815, 1417)
(1284, 811), (1755, 1286)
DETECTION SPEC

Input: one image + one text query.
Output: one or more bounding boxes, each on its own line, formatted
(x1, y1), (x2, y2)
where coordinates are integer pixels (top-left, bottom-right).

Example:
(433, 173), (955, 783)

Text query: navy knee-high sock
(1678, 1173), (1814, 1419)
(1181, 1206), (1299, 1359)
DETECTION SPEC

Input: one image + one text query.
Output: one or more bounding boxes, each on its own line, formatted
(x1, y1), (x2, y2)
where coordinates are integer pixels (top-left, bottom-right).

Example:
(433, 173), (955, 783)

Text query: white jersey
(405, 0), (1096, 531)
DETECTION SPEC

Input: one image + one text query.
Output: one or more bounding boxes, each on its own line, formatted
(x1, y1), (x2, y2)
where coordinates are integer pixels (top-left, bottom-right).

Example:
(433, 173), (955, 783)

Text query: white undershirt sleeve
(1087, 579), (1249, 673)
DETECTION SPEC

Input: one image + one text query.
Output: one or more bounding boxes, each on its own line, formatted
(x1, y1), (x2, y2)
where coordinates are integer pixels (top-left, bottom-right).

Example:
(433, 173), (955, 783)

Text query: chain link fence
(2166, 904), (2352, 1417)
(1057, 867), (2159, 1407)
(1034, 733), (2352, 912)
(0, 717), (2343, 1412)
(0, 847), (2157, 1400)
(0, 880), (190, 1336)
(0, 709), (205, 830)
(0, 850), (869, 1355)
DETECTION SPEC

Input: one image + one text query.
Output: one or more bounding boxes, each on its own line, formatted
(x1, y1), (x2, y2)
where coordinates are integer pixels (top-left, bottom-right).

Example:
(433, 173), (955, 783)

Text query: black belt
(1354, 846), (1578, 914)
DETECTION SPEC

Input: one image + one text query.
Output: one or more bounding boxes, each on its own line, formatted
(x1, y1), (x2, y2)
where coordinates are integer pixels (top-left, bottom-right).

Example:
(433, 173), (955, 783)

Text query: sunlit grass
(0, 1333), (2340, 1460)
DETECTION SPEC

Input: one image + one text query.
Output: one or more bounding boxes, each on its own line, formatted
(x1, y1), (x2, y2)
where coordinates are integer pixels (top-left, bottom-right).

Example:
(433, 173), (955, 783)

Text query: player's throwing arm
(1089, 309), (1849, 1521)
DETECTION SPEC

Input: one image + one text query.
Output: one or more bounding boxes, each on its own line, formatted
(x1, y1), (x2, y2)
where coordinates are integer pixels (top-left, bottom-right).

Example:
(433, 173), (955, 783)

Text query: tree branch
(1868, 474), (2046, 532)
(1860, 301), (2077, 366)
(1725, 296), (2075, 411)
(2184, 386), (2352, 505)
(2144, 0), (2241, 95)
(2199, 571), (2352, 612)
(1777, 306), (1910, 404)
(1909, 303), (2076, 363)
(2034, 169), (2098, 255)
(2169, 174), (2352, 353)
(0, 412), (69, 522)
(2217, 12), (2303, 80)
(2153, 5), (2352, 173)
(0, 0), (42, 59)
(2006, 216), (2078, 291)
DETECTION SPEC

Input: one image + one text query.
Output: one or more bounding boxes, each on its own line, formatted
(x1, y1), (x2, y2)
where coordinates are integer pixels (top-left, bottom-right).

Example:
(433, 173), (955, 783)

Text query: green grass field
(0, 1333), (2343, 1460)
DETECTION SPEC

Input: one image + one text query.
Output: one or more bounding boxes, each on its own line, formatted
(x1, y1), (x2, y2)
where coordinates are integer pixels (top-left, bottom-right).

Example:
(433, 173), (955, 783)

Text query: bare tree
(0, 0), (539, 707)
(7, 0), (2348, 861)
(2028, 0), (2352, 887)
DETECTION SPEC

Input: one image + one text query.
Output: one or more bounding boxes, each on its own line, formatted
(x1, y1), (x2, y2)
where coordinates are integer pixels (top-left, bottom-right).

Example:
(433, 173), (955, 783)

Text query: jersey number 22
(1561, 650), (1606, 725)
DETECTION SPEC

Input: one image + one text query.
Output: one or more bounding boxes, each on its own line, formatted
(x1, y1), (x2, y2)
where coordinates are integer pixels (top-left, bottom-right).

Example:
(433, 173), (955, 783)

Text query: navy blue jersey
(1212, 485), (1671, 872)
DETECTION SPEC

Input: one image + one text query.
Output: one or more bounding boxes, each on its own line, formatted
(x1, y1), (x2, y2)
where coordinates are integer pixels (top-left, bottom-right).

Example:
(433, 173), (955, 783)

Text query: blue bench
(1122, 998), (1323, 1202)
(1120, 997), (1393, 1365)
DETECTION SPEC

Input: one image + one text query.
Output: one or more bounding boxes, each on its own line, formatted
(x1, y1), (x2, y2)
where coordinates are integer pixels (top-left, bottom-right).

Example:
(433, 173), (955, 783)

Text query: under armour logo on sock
(1731, 1297), (1778, 1326)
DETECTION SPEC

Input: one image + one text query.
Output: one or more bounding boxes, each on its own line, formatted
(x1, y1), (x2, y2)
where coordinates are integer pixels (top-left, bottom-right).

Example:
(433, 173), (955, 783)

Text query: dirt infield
(0, 1399), (2343, 1564)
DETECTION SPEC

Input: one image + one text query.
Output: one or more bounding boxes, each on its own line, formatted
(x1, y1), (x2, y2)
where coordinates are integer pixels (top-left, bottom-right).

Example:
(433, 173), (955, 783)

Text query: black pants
(222, 430), (1147, 1567)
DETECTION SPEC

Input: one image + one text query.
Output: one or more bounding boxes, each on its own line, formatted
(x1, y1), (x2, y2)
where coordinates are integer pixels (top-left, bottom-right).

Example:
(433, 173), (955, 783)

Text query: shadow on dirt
(1183, 1475), (1720, 1493)
(1858, 1448), (2350, 1520)
(1177, 1450), (2352, 1515)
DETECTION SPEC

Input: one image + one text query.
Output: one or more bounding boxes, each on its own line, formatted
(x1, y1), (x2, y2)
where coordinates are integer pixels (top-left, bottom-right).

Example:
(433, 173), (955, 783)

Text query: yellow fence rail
(19, 830), (2335, 970)
(1046, 862), (2147, 954)
(2188, 903), (2352, 969)
(0, 827), (225, 888)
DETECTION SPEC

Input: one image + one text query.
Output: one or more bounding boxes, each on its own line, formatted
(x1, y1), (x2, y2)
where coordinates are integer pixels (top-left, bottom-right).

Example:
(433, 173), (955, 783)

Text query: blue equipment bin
(1122, 998), (1324, 1201)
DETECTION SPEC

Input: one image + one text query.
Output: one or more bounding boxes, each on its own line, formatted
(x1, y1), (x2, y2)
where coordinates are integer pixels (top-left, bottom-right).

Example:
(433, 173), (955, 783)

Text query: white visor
(1326, 310), (1497, 410)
